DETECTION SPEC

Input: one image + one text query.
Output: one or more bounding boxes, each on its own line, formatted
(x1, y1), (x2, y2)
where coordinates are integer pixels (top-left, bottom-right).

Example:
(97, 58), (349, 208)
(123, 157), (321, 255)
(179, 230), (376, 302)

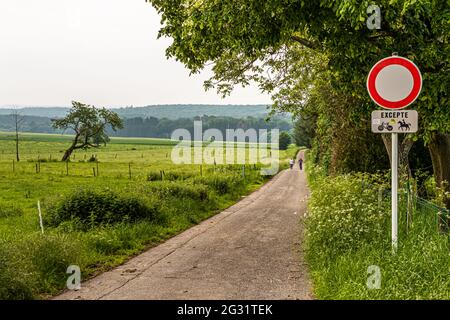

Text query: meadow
(0, 131), (298, 299)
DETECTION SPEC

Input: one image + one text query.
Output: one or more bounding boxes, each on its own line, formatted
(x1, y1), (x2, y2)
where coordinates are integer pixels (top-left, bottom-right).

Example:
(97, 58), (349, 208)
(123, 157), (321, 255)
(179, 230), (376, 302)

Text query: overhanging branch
(290, 35), (320, 49)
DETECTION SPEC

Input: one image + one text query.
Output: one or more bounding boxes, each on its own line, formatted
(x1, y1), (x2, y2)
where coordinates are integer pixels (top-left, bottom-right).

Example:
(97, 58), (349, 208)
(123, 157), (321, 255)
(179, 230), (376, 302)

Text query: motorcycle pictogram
(378, 122), (393, 132)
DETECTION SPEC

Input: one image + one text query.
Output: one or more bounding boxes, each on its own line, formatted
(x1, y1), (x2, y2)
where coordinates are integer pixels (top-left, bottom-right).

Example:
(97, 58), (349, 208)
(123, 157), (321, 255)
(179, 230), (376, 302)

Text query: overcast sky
(0, 0), (271, 108)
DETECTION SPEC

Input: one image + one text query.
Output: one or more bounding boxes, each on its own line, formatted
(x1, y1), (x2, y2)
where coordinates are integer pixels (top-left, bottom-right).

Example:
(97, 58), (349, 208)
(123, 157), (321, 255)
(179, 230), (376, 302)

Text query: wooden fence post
(129, 163), (132, 179)
(37, 200), (44, 235)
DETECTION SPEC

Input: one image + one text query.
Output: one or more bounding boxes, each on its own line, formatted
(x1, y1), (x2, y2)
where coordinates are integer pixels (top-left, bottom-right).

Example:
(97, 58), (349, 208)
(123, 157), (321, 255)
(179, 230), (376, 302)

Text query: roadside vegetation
(0, 132), (298, 299)
(304, 157), (450, 300)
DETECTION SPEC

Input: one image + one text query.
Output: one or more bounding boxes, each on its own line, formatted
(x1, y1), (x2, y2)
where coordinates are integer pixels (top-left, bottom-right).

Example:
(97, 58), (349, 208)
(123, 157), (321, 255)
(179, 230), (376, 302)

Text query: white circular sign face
(375, 64), (414, 102)
(367, 56), (422, 110)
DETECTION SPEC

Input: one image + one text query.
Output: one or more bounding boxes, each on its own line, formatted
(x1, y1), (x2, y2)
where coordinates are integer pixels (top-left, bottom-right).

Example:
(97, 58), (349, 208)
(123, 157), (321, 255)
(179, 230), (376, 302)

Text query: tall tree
(293, 116), (316, 149)
(278, 131), (291, 150)
(52, 101), (123, 161)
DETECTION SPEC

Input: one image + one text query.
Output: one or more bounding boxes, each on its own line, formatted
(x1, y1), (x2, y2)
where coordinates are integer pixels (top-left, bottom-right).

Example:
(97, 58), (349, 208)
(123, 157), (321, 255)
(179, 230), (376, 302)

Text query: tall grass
(305, 163), (450, 300)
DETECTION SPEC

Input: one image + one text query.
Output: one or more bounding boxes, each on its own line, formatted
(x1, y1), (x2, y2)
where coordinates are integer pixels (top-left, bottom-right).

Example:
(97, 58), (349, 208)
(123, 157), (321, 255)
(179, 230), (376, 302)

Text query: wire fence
(411, 194), (450, 234)
(368, 181), (450, 239)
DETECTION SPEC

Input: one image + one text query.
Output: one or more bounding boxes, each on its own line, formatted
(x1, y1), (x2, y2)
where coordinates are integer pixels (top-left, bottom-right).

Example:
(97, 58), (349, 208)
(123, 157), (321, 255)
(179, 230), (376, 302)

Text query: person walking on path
(289, 158), (294, 170)
(299, 158), (303, 171)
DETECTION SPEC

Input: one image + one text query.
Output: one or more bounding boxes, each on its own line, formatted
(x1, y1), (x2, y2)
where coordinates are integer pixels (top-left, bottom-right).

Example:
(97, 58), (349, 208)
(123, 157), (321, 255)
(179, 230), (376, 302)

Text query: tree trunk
(381, 134), (413, 180)
(62, 146), (75, 162)
(14, 113), (20, 162)
(399, 136), (414, 180)
(15, 131), (19, 162)
(428, 132), (450, 210)
(381, 134), (392, 163)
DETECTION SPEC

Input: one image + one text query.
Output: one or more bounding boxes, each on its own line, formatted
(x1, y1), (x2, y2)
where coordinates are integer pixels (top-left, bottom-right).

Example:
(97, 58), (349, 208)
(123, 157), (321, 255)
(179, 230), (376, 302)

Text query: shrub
(46, 188), (160, 229)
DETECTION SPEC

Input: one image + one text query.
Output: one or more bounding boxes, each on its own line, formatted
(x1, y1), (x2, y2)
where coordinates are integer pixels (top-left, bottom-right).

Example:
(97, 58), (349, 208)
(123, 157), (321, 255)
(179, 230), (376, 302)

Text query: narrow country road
(56, 152), (312, 300)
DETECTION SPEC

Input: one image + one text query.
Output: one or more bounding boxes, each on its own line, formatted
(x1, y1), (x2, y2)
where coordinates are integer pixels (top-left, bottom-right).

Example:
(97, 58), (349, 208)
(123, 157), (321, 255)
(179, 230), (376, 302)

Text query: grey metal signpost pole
(391, 133), (398, 251)
(368, 56), (422, 254)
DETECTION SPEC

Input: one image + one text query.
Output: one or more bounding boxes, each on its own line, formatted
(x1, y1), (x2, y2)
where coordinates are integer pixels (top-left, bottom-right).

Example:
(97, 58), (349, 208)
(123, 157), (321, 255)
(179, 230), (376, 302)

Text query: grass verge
(304, 160), (450, 300)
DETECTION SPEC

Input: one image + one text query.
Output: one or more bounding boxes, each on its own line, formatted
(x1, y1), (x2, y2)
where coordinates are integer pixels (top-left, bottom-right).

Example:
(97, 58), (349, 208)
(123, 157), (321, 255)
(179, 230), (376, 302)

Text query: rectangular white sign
(371, 110), (418, 133)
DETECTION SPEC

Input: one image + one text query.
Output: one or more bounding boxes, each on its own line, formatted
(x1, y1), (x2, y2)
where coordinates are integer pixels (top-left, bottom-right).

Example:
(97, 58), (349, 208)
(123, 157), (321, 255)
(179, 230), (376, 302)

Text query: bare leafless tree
(11, 108), (23, 162)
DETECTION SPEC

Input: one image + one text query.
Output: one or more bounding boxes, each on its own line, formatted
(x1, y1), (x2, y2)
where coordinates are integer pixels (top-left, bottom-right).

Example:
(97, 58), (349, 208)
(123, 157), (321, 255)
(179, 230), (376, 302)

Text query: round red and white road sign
(367, 56), (422, 110)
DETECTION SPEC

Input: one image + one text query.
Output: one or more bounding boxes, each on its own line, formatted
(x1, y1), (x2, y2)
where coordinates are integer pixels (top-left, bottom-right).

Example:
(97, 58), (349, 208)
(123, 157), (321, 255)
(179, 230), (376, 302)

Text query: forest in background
(0, 104), (277, 119)
(0, 105), (292, 139)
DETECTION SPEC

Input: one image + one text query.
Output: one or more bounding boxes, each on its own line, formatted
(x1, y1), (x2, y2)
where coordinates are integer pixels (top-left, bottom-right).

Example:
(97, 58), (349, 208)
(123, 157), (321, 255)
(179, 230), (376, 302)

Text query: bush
(46, 188), (160, 229)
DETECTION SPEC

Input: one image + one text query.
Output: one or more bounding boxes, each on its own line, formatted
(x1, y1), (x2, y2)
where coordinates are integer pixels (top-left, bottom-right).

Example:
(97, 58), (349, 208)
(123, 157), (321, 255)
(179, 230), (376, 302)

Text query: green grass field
(0, 131), (298, 299)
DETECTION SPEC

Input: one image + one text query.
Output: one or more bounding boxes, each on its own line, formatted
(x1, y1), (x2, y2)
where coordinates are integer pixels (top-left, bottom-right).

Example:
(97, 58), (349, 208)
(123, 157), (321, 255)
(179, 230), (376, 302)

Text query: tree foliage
(149, 0), (449, 139)
(293, 115), (316, 149)
(148, 0), (450, 204)
(278, 131), (291, 150)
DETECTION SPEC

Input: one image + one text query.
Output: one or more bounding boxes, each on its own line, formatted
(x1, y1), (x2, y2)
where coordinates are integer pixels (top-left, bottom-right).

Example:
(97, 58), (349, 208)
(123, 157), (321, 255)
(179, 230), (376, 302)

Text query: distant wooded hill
(115, 116), (292, 139)
(0, 114), (292, 139)
(0, 104), (280, 120)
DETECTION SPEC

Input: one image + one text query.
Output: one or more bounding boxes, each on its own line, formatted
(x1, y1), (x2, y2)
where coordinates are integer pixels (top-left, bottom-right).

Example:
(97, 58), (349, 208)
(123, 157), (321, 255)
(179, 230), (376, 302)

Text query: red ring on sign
(367, 57), (422, 110)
